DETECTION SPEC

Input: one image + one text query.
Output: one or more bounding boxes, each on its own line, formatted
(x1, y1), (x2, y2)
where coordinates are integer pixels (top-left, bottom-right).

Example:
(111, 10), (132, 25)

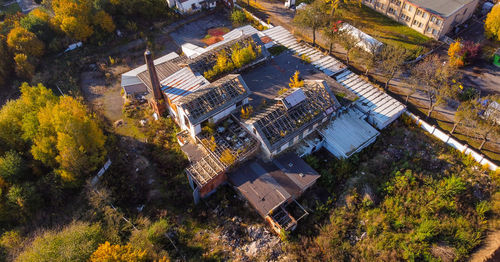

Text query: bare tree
(451, 100), (476, 134)
(378, 45), (409, 90)
(410, 55), (459, 118)
(355, 41), (380, 75)
(293, 0), (328, 47)
(323, 20), (343, 55)
(336, 30), (361, 66)
(403, 72), (419, 105)
(475, 118), (500, 150)
(473, 95), (500, 150)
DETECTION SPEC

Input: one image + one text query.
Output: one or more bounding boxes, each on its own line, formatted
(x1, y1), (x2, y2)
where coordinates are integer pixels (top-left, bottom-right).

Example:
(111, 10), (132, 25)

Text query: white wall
(405, 111), (499, 172)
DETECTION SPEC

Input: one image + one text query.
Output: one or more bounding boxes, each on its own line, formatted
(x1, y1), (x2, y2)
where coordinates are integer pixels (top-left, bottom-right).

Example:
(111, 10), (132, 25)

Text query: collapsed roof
(247, 80), (339, 151)
(178, 74), (251, 125)
(187, 34), (269, 77)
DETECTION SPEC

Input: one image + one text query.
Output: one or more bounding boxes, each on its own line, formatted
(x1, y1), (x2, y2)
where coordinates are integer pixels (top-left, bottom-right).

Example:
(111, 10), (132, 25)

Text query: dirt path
(469, 230), (500, 262)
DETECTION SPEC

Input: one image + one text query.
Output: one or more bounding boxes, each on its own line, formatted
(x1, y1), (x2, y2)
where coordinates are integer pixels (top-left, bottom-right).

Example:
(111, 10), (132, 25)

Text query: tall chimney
(144, 49), (166, 116)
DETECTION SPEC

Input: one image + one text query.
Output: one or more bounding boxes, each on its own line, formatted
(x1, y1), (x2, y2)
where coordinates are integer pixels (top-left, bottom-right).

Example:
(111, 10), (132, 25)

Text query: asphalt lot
(169, 11), (232, 48)
(240, 51), (354, 107)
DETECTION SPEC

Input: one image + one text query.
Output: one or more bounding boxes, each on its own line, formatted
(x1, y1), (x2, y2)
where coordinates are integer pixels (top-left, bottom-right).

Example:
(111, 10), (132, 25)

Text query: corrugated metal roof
(137, 61), (182, 92)
(122, 52), (179, 77)
(320, 108), (380, 158)
(340, 23), (383, 53)
(160, 67), (209, 104)
(222, 25), (260, 41)
(335, 70), (406, 129)
(262, 26), (346, 76)
(408, 0), (476, 18)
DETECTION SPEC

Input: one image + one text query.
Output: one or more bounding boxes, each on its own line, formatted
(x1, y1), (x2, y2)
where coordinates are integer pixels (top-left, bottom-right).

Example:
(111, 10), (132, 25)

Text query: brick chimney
(144, 49), (166, 116)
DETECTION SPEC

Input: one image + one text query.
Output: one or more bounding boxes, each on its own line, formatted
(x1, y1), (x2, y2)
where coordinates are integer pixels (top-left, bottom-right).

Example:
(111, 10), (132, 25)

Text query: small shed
(494, 48), (500, 68)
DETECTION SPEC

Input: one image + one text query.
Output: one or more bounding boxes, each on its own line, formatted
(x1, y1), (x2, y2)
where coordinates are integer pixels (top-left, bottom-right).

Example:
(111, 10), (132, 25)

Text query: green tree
(0, 35), (12, 87)
(0, 151), (26, 184)
(485, 4), (500, 41)
(230, 10), (247, 26)
(20, 10), (55, 44)
(6, 182), (41, 217)
(293, 0), (328, 46)
(16, 222), (105, 262)
(325, 0), (360, 17)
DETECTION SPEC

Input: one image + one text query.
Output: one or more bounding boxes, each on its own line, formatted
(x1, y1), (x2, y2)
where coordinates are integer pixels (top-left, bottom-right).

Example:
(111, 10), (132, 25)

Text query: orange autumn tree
(90, 242), (147, 262)
(7, 26), (45, 57)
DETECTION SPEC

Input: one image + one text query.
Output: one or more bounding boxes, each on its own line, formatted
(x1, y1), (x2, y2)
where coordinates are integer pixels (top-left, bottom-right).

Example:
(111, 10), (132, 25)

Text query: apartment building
(362, 0), (480, 39)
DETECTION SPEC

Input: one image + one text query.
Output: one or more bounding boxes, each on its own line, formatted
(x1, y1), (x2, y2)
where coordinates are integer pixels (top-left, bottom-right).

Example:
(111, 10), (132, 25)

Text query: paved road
(16, 0), (38, 13)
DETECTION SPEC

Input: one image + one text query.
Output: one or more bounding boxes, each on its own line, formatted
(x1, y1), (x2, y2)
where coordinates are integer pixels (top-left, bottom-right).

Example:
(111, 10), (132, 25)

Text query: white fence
(405, 111), (499, 172)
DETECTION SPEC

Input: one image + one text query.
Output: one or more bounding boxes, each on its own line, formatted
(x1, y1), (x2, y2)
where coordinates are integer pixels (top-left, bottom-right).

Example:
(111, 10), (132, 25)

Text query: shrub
(16, 222), (105, 262)
(220, 149), (235, 166)
(230, 10), (247, 26)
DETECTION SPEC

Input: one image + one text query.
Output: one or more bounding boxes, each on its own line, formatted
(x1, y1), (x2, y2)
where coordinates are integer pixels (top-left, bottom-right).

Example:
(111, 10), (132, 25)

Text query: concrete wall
(405, 111), (499, 172)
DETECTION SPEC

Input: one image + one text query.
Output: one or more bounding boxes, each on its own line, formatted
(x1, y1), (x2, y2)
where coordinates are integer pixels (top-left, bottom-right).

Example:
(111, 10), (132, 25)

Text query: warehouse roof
(408, 0), (476, 18)
(229, 153), (319, 217)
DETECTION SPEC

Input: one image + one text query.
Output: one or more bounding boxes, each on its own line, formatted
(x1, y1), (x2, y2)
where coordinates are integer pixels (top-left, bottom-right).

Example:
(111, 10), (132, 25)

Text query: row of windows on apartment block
(365, 0), (444, 27)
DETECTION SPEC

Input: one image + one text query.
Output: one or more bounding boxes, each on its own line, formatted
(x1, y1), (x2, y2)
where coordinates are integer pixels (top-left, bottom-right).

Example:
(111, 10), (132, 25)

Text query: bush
(230, 10), (247, 26)
(16, 222), (105, 262)
(268, 45), (288, 56)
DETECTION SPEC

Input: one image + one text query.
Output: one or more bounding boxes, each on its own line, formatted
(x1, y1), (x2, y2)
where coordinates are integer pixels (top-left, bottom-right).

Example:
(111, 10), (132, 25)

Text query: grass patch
(268, 45), (288, 56)
(337, 4), (435, 55)
(436, 120), (500, 163)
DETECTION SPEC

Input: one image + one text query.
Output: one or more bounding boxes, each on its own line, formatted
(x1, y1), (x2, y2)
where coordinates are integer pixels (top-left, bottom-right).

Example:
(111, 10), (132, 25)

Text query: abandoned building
(121, 25), (406, 234)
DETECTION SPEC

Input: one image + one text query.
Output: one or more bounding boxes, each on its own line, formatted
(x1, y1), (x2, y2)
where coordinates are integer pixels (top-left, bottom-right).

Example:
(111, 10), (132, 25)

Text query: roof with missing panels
(247, 80), (339, 151)
(178, 74), (251, 125)
(187, 34), (268, 76)
(408, 0), (476, 18)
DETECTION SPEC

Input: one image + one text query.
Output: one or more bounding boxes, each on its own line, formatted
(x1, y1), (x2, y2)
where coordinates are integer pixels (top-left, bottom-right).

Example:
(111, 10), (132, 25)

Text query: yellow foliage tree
(220, 149), (236, 166)
(51, 0), (115, 41)
(94, 10), (116, 33)
(240, 105), (253, 119)
(447, 40), (464, 67)
(7, 26), (44, 57)
(13, 54), (35, 79)
(485, 4), (500, 41)
(30, 8), (51, 22)
(90, 241), (147, 262)
(59, 16), (94, 41)
(31, 96), (106, 182)
(289, 70), (304, 88)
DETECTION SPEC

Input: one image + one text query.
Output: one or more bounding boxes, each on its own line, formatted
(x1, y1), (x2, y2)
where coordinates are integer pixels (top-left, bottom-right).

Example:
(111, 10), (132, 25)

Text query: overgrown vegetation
(289, 119), (500, 261)
(203, 41), (261, 81)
